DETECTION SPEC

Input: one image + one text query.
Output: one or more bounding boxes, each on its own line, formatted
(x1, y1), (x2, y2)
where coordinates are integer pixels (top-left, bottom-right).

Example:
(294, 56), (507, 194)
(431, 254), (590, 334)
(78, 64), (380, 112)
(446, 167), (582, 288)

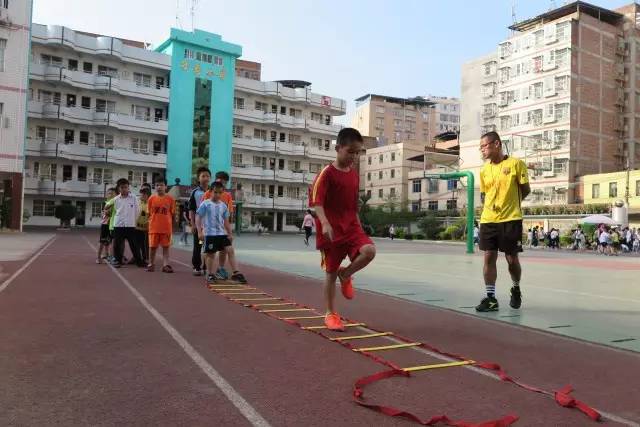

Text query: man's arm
(224, 216), (233, 240)
(195, 214), (204, 240)
(520, 183), (531, 201)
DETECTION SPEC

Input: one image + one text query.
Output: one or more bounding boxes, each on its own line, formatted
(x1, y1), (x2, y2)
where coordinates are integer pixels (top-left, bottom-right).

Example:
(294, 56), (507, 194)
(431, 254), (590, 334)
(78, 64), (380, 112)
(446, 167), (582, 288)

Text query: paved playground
(1, 231), (639, 426)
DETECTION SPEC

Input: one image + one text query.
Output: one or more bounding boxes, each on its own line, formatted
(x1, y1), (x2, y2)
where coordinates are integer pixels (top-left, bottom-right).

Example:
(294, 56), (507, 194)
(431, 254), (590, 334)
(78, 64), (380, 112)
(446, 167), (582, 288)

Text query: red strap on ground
(213, 285), (603, 425)
(353, 369), (519, 427)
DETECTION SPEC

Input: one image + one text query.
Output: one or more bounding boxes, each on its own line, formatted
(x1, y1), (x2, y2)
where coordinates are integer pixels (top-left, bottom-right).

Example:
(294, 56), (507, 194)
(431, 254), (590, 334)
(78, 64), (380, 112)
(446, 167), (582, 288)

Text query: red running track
(1, 232), (639, 426)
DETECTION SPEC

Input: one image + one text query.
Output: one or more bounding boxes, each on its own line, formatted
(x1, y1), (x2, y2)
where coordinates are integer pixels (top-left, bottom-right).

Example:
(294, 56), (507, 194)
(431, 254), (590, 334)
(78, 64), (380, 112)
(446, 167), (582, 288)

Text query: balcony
(235, 77), (346, 115)
(232, 165), (316, 184)
(31, 24), (171, 70)
(306, 119), (342, 135)
(241, 192), (307, 210)
(30, 62), (170, 103)
(25, 138), (167, 169)
(233, 108), (306, 129)
(23, 177), (102, 198)
(28, 101), (168, 135)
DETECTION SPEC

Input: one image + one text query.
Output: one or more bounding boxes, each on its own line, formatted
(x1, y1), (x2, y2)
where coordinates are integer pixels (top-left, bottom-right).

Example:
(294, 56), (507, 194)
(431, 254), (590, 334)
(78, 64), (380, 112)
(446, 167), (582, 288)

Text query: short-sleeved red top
(309, 164), (361, 249)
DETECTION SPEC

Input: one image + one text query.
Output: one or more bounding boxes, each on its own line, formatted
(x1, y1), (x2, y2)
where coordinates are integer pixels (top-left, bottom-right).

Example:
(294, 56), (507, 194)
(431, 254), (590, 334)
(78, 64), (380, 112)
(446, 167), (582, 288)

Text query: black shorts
(203, 235), (231, 254)
(99, 224), (112, 244)
(479, 220), (523, 254)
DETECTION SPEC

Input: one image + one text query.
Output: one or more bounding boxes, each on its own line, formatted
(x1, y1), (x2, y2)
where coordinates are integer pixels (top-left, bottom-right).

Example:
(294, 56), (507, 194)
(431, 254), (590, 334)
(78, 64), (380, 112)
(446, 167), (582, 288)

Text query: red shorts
(149, 233), (171, 248)
(320, 233), (373, 273)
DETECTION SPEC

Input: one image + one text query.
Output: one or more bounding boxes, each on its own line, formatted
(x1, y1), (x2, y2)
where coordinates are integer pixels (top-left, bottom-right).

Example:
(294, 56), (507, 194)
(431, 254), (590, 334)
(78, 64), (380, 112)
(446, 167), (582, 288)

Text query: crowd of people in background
(525, 224), (640, 255)
(96, 167), (248, 284)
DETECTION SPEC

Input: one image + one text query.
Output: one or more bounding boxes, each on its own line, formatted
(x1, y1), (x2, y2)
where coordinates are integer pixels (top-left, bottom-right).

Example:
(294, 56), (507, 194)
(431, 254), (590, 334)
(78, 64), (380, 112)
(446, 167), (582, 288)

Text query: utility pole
(624, 157), (630, 206)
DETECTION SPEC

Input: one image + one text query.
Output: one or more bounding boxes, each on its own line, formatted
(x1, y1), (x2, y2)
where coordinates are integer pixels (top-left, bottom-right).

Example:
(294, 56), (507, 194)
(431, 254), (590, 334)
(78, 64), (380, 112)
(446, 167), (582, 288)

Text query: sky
(33, 0), (629, 123)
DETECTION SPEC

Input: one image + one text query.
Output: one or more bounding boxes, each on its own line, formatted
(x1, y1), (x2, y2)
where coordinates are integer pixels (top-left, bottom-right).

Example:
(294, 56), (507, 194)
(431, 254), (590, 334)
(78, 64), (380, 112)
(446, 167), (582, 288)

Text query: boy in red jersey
(309, 128), (376, 331)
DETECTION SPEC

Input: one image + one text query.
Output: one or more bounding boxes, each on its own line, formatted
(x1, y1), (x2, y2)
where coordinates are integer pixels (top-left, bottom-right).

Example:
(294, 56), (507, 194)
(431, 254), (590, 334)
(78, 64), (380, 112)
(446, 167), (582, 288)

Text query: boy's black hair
(154, 176), (167, 185)
(116, 178), (129, 188)
(196, 166), (212, 178)
(215, 171), (230, 182)
(336, 127), (363, 146)
(211, 181), (225, 190)
(140, 187), (151, 195)
(107, 187), (117, 193)
(141, 182), (152, 188)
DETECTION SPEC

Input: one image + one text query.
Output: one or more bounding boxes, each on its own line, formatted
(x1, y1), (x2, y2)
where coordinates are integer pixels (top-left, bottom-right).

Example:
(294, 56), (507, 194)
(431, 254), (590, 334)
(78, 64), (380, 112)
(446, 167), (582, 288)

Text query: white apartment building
(359, 142), (424, 209)
(461, 2), (628, 206)
(0, 0), (32, 230)
(231, 78), (345, 232)
(425, 95), (460, 133)
(24, 24), (170, 226)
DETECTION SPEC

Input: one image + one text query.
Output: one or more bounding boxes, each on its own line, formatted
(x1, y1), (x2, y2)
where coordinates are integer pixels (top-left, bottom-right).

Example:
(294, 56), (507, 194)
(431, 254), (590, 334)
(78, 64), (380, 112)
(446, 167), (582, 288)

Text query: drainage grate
(424, 299), (445, 302)
(548, 325), (572, 329)
(397, 293), (416, 296)
(500, 314), (521, 318)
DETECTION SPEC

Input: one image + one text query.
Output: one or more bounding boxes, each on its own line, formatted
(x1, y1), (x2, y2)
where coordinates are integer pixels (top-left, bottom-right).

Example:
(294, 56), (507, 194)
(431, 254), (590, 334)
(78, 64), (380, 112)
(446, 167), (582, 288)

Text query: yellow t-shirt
(479, 156), (529, 224)
(136, 200), (149, 231)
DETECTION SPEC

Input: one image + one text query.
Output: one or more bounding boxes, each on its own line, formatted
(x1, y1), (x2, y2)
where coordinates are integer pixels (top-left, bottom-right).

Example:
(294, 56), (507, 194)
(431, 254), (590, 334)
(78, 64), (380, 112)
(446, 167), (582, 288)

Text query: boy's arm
(314, 205), (333, 241)
(224, 217), (233, 240)
(195, 214), (204, 240)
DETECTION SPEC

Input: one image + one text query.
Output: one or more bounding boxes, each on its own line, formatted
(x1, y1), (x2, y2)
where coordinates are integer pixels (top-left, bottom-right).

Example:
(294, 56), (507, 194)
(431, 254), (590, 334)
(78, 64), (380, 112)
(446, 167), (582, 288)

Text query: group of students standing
(96, 167), (247, 284)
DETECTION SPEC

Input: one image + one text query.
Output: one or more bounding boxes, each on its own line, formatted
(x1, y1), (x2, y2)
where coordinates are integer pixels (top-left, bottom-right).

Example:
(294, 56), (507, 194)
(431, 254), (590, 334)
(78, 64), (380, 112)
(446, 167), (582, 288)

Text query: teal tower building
(156, 29), (242, 185)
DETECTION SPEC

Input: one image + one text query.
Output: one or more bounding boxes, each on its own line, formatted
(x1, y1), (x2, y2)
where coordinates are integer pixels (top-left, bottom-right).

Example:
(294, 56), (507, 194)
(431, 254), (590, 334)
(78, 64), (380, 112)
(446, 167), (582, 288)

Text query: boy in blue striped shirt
(196, 181), (233, 284)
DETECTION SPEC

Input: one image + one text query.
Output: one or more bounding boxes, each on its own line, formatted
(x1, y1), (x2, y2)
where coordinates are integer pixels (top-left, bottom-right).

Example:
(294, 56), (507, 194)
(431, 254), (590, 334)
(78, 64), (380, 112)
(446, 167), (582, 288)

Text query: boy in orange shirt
(147, 177), (175, 273)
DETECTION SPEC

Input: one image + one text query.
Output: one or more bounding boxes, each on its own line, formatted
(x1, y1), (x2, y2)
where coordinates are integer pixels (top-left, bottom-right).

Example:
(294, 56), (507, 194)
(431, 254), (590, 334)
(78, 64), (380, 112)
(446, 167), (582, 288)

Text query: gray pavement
(176, 233), (640, 353)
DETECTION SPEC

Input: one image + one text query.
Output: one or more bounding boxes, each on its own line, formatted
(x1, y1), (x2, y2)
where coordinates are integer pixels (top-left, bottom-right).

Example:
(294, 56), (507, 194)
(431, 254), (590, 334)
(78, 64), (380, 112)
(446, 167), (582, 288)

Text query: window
(391, 152), (396, 162)
(95, 133), (114, 149)
(367, 172), (371, 181)
(447, 180), (458, 191)
(255, 101), (268, 111)
(609, 182), (618, 198)
(254, 129), (267, 140)
(128, 170), (145, 187)
(376, 106), (385, 114)
(133, 72), (152, 87)
(214, 56), (223, 66)
(91, 202), (103, 218)
(591, 183), (600, 199)
(68, 59), (78, 71)
(232, 153), (243, 167)
(287, 160), (300, 171)
(93, 168), (103, 184)
(366, 190), (372, 198)
(81, 96), (91, 109)
(427, 179), (438, 193)
(390, 188), (396, 197)
(636, 180), (640, 196)
(446, 199), (457, 210)
(40, 54), (63, 67)
(555, 103), (569, 121)
(96, 99), (116, 113)
(309, 163), (322, 173)
(83, 62), (93, 73)
(379, 154), (383, 164)
(64, 129), (74, 144)
(428, 201), (438, 211)
(378, 189), (383, 198)
(131, 105), (150, 120)
(36, 126), (58, 142)
(38, 90), (61, 105)
(378, 171), (383, 180)
(368, 156), (372, 165)
(79, 131), (89, 145)
(184, 49), (194, 59)
(66, 94), (76, 107)
(391, 169), (395, 179)
(234, 97), (245, 110)
(97, 65), (118, 78)
(78, 166), (87, 182)
(33, 200), (56, 217)
(130, 138), (148, 154)
(412, 179), (421, 193)
(232, 125), (243, 138)
(279, 132), (286, 142)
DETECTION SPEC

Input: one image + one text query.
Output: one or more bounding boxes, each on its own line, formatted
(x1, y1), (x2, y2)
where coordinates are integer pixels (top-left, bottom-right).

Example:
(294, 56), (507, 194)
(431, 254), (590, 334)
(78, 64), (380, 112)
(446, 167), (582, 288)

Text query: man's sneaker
(475, 296), (499, 312)
(206, 274), (216, 284)
(337, 267), (354, 300)
(324, 313), (345, 331)
(193, 268), (202, 276)
(510, 286), (522, 309)
(217, 267), (230, 280)
(231, 272), (248, 284)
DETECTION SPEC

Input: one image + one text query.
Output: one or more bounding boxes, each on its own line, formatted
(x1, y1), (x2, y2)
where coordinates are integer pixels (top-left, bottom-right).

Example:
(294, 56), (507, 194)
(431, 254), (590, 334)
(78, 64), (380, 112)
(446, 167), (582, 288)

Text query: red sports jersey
(309, 164), (362, 249)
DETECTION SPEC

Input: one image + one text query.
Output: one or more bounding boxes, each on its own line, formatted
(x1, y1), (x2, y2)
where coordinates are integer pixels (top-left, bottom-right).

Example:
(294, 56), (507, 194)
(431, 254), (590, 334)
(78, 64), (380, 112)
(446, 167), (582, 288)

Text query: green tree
(55, 204), (76, 228)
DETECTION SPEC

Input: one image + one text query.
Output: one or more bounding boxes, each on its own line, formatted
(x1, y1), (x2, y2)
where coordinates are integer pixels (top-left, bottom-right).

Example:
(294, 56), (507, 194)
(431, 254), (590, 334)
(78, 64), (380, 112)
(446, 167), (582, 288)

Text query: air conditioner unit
(543, 171), (556, 178)
(2, 117), (9, 128)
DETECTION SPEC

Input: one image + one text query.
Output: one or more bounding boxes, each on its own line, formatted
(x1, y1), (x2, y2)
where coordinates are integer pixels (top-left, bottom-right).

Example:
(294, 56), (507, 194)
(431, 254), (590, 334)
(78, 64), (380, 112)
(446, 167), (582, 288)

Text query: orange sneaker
(324, 313), (345, 331)
(338, 267), (354, 300)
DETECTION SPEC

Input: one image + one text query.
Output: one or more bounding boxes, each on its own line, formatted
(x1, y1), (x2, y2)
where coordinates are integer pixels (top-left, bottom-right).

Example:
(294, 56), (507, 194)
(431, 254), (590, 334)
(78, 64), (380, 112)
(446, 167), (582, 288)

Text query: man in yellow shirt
(477, 131), (530, 312)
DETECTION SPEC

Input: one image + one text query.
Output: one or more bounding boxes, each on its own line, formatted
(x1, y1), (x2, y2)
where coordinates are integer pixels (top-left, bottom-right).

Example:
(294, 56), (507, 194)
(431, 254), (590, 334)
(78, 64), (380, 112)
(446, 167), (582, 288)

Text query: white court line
(85, 238), (271, 427)
(0, 236), (56, 294)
